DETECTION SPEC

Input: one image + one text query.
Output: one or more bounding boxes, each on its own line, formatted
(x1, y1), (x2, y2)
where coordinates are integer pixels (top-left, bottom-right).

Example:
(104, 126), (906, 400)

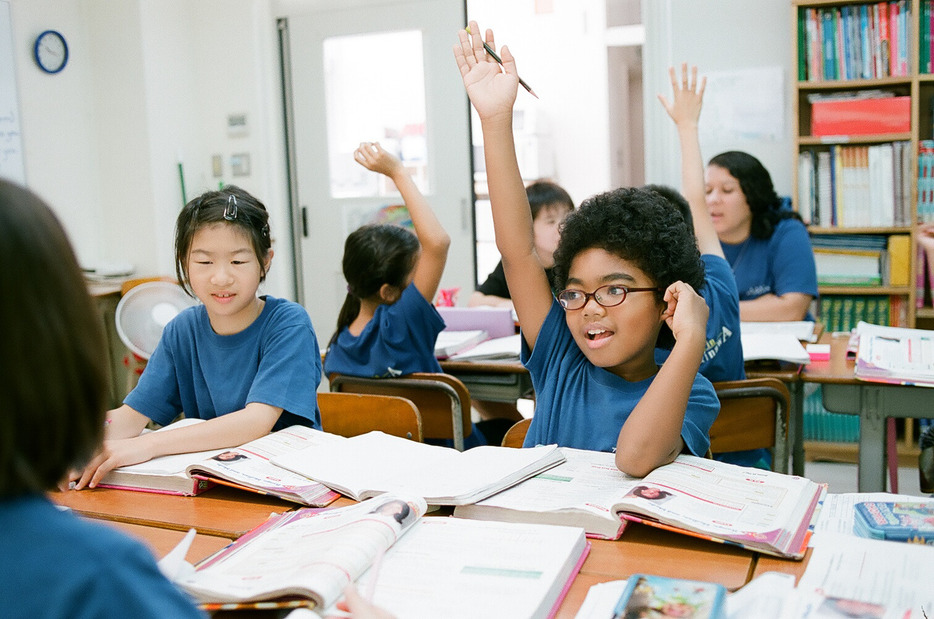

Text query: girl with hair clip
(73, 185), (322, 489)
(0, 180), (202, 617)
(455, 23), (718, 476)
(705, 151), (818, 321)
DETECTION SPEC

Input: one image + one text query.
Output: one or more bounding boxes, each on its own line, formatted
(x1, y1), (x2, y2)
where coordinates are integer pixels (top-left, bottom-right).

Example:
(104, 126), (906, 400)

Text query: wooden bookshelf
(793, 0), (923, 329)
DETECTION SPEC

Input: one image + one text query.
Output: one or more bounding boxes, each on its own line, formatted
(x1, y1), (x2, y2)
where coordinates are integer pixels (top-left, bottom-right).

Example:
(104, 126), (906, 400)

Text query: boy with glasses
(455, 23), (718, 476)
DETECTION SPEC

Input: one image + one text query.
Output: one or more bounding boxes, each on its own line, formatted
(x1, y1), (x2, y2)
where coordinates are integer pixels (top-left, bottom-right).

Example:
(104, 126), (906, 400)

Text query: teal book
(612, 574), (725, 619)
(854, 501), (934, 544)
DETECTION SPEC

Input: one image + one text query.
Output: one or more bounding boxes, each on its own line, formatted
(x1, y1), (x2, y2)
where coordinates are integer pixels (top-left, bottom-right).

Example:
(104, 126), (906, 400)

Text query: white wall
(643, 0), (793, 197)
(8, 0), (293, 297)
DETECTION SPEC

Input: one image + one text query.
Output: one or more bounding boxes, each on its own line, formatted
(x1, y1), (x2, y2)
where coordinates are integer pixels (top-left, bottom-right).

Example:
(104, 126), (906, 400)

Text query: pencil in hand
(465, 26), (539, 99)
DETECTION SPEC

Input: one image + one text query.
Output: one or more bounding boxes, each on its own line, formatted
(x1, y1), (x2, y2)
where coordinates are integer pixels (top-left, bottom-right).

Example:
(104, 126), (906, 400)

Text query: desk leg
(788, 382), (804, 477)
(858, 387), (886, 493)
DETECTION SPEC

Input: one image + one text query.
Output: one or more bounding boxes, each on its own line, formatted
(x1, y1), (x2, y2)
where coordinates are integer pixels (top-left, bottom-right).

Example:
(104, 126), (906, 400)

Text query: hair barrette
(224, 195), (238, 221)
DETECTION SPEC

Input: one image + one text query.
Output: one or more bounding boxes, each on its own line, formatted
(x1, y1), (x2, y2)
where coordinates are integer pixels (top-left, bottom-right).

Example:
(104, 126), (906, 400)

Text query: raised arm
(657, 64), (722, 257)
(354, 142), (450, 303)
(454, 22), (552, 348)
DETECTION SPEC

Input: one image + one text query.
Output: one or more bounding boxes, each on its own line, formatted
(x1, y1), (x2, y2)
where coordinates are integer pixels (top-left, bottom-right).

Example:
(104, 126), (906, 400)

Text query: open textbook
(453, 449), (824, 558)
(99, 419), (340, 506)
(174, 494), (589, 618)
(272, 430), (565, 505)
(854, 321), (934, 387)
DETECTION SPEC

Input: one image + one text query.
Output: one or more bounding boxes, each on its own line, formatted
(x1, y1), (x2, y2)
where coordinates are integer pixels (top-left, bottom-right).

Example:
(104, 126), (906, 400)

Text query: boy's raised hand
(453, 21), (518, 122)
(662, 281), (708, 346)
(354, 141), (404, 178)
(657, 63), (706, 128)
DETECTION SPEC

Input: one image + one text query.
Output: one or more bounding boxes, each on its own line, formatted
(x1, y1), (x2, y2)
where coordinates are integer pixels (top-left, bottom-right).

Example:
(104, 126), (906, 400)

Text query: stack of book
(798, 142), (911, 228)
(798, 2), (911, 82)
(818, 294), (909, 332)
(811, 234), (887, 287)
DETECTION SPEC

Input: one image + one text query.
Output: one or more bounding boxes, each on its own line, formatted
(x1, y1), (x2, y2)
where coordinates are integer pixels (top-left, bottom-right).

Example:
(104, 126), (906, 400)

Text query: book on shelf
(853, 321), (934, 387)
(813, 247), (883, 286)
(433, 329), (488, 359)
(100, 419), (341, 506)
(819, 294), (903, 333)
(853, 501), (934, 544)
(271, 430), (565, 506)
(453, 449), (824, 559)
(173, 493), (589, 618)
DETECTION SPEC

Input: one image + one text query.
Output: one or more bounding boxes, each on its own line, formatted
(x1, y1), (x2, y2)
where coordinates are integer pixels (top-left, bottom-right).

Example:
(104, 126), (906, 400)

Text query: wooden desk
(800, 339), (934, 491)
(552, 524), (759, 617)
(750, 548), (812, 584)
(440, 359), (532, 403)
(52, 485), (295, 538)
(103, 521), (233, 563)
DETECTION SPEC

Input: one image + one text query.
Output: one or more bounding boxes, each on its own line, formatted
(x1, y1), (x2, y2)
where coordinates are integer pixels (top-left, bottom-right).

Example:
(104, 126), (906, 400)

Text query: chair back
(710, 377), (790, 472)
(501, 418), (532, 448)
(328, 372), (472, 450)
(318, 392), (422, 442)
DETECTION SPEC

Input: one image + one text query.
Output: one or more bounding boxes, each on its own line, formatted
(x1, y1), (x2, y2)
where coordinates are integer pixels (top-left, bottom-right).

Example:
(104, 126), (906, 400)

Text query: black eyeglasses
(557, 284), (662, 311)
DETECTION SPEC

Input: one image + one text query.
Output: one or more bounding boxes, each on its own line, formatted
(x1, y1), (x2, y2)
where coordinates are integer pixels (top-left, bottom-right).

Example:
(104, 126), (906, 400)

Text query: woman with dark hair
(0, 180), (202, 617)
(706, 151), (818, 321)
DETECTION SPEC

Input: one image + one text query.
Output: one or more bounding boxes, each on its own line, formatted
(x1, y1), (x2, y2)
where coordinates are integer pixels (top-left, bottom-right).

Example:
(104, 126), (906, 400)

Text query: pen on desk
(465, 26), (539, 99)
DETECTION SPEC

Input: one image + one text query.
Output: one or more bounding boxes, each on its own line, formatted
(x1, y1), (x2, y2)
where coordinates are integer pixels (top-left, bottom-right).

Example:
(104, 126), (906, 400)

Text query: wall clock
(34, 30), (68, 74)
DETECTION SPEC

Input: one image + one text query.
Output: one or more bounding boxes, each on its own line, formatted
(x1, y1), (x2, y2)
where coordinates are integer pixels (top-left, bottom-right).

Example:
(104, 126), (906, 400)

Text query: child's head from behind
(0, 181), (108, 496)
(330, 224), (420, 344)
(527, 180), (574, 268)
(642, 184), (694, 236)
(175, 185), (272, 298)
(553, 188), (705, 362)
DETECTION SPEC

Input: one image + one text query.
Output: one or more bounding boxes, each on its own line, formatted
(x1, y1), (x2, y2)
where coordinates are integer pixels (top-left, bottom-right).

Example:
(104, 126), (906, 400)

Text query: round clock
(34, 30), (68, 74)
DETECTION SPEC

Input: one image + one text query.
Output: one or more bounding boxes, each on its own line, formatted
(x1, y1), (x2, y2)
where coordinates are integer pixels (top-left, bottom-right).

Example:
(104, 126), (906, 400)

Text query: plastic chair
(710, 378), (791, 473)
(328, 372), (472, 450)
(317, 392), (422, 442)
(501, 418), (532, 448)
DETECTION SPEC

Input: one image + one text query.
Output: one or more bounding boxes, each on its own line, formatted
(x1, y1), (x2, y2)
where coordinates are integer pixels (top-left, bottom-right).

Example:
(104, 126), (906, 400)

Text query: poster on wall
(0, 1), (25, 185)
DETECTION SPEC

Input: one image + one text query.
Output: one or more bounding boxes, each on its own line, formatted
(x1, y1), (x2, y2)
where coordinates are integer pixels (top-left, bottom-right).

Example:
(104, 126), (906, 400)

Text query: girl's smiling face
(187, 223), (271, 335)
(562, 248), (665, 381)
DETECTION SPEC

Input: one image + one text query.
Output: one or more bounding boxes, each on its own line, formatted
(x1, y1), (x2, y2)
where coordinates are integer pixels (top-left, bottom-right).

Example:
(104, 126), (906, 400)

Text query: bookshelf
(793, 0), (931, 461)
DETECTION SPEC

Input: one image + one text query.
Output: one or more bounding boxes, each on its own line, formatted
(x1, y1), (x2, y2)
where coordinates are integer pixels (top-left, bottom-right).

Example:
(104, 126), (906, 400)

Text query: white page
(447, 334), (521, 361)
(797, 532), (934, 613)
(273, 431), (563, 503)
(741, 332), (811, 364)
(352, 518), (586, 619)
(573, 580), (627, 619)
(741, 321), (818, 342)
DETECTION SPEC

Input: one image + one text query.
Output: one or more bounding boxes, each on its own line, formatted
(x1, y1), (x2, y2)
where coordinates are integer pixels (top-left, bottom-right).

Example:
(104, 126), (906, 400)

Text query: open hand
(657, 63), (706, 128)
(453, 21), (518, 122)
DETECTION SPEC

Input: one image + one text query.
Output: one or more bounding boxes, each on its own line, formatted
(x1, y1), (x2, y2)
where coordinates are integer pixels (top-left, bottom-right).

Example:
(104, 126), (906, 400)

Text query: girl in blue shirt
(456, 24), (718, 476)
(324, 142), (450, 380)
(706, 151), (818, 321)
(75, 186), (321, 489)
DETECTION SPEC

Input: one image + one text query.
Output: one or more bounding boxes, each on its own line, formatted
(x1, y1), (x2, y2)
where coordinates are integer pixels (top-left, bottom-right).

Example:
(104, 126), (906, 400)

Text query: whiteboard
(0, 0), (25, 184)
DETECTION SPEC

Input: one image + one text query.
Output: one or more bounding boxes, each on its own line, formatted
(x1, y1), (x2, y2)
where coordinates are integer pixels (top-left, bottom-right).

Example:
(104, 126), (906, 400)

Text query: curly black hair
(708, 151), (800, 239)
(552, 187), (705, 349)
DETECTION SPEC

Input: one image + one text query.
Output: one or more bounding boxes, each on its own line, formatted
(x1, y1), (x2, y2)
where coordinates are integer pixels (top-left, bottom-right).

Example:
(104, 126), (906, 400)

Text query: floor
(803, 460), (927, 496)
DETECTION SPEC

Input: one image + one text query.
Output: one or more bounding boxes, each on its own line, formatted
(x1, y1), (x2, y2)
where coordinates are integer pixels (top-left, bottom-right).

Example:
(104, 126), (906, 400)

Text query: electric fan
(115, 281), (199, 359)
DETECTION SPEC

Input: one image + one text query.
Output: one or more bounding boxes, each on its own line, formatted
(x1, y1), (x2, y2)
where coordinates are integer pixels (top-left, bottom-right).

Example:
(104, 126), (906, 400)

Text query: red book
(811, 96), (910, 136)
(877, 2), (890, 76)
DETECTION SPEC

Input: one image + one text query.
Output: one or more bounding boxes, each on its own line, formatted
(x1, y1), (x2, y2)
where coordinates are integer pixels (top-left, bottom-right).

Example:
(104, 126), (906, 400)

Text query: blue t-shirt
(324, 283), (445, 378)
(521, 300), (718, 457)
(656, 254), (745, 384)
(0, 495), (203, 619)
(126, 295), (321, 431)
(721, 218), (818, 307)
